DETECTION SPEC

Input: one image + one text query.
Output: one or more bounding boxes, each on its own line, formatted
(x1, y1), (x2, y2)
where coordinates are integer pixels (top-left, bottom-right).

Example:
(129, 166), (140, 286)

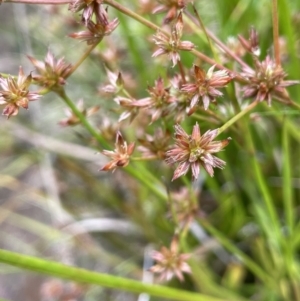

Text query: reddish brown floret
(0, 66), (40, 118)
(165, 123), (231, 181)
(153, 0), (189, 24)
(69, 6), (119, 45)
(101, 131), (135, 172)
(181, 65), (233, 114)
(152, 12), (194, 67)
(241, 55), (299, 105)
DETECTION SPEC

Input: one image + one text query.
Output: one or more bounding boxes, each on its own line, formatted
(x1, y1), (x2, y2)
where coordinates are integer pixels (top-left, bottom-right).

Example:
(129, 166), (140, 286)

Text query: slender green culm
(0, 249), (230, 301)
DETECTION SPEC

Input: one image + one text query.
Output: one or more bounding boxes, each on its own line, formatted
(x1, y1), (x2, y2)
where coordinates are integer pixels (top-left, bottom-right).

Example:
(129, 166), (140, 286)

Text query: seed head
(153, 0), (189, 24)
(138, 128), (171, 159)
(150, 237), (191, 282)
(69, 7), (119, 45)
(152, 12), (194, 67)
(27, 51), (72, 88)
(131, 77), (175, 123)
(170, 187), (199, 228)
(0, 66), (41, 118)
(242, 55), (300, 105)
(165, 123), (231, 181)
(101, 131), (135, 172)
(181, 65), (233, 114)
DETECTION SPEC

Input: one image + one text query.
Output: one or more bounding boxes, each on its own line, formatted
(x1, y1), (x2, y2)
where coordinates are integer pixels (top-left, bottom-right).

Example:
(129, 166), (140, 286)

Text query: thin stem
(0, 249), (231, 301)
(190, 49), (244, 82)
(56, 89), (167, 202)
(177, 60), (186, 84)
(56, 88), (109, 149)
(131, 156), (158, 161)
(104, 0), (163, 33)
(67, 43), (99, 77)
(217, 100), (260, 136)
(242, 121), (281, 243)
(282, 118), (294, 232)
(184, 11), (250, 70)
(103, 0), (242, 80)
(288, 100), (300, 111)
(272, 0), (281, 66)
(189, 5), (218, 63)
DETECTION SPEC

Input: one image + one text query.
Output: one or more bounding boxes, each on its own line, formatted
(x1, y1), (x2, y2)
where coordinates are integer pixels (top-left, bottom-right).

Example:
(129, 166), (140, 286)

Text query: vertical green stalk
(56, 88), (109, 149)
(243, 122), (281, 245)
(282, 117), (294, 232)
(282, 117), (295, 279)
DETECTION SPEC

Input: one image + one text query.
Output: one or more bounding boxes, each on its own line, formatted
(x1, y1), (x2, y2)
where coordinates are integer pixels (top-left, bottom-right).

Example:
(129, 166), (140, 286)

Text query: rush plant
(0, 0), (300, 300)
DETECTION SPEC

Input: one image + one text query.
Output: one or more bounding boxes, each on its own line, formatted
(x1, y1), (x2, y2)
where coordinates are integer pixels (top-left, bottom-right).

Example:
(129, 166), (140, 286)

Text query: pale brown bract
(165, 123), (231, 181)
(101, 131), (135, 172)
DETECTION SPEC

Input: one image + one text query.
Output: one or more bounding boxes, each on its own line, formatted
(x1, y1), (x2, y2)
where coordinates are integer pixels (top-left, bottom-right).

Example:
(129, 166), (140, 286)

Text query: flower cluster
(69, 1), (119, 45)
(181, 65), (233, 114)
(152, 12), (194, 67)
(242, 56), (299, 105)
(150, 237), (191, 282)
(101, 131), (135, 172)
(0, 67), (40, 118)
(138, 128), (171, 159)
(153, 0), (189, 24)
(27, 51), (72, 88)
(131, 77), (175, 123)
(165, 123), (231, 181)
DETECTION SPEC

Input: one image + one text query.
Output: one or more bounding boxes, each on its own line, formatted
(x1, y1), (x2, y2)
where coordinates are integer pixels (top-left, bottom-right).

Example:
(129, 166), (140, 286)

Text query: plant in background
(0, 0), (300, 301)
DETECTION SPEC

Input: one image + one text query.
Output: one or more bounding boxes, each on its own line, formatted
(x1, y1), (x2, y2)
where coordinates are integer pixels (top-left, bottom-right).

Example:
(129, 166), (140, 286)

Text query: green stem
(103, 0), (240, 78)
(0, 249), (228, 301)
(67, 43), (99, 77)
(56, 89), (109, 149)
(243, 122), (281, 242)
(131, 156), (158, 161)
(282, 118), (294, 233)
(104, 0), (162, 33)
(217, 100), (260, 136)
(125, 164), (167, 202)
(56, 88), (167, 201)
(289, 100), (300, 111)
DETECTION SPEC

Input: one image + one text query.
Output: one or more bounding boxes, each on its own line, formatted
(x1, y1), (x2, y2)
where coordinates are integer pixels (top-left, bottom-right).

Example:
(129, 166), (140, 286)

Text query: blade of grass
(282, 117), (294, 233)
(278, 0), (300, 97)
(198, 219), (274, 287)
